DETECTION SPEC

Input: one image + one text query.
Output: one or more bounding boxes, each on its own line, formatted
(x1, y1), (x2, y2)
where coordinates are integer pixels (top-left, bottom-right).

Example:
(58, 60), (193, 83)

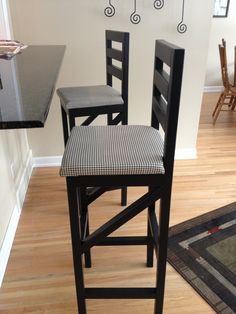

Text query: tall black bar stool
(60, 40), (185, 314)
(57, 30), (129, 207)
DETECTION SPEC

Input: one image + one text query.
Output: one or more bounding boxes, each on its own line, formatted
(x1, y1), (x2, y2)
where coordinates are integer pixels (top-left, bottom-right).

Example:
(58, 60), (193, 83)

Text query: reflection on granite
(0, 45), (65, 129)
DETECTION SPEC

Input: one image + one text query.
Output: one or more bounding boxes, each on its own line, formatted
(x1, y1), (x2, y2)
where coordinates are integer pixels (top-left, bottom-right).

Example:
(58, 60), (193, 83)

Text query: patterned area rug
(168, 202), (236, 314)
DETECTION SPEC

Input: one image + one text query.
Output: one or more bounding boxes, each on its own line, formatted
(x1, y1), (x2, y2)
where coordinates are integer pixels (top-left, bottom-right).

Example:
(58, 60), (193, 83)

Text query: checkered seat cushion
(60, 125), (165, 177)
(57, 85), (124, 111)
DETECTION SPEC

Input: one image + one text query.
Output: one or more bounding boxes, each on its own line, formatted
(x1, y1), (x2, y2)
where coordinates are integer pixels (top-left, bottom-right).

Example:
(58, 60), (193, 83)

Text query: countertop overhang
(0, 45), (65, 129)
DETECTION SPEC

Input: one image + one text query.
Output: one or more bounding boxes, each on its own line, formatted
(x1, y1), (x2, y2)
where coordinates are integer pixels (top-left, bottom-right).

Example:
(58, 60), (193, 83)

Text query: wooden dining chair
(57, 30), (129, 216)
(60, 39), (185, 314)
(212, 38), (236, 123)
(234, 45), (236, 86)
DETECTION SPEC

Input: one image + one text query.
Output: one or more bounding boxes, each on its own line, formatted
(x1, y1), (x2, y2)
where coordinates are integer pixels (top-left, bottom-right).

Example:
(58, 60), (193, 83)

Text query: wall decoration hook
(130, 0), (141, 24)
(103, 0), (187, 34)
(104, 0), (116, 17)
(153, 0), (164, 10)
(177, 0), (187, 33)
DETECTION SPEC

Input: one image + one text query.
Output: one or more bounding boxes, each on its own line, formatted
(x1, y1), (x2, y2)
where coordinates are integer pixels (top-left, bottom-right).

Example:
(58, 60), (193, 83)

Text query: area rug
(168, 202), (236, 314)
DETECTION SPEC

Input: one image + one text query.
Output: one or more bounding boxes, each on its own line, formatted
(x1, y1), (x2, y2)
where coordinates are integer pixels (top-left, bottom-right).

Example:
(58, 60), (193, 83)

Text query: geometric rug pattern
(168, 202), (236, 314)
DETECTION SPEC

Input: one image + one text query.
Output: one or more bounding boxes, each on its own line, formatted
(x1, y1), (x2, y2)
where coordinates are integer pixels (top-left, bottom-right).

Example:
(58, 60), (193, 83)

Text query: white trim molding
(0, 150), (33, 287)
(204, 86), (223, 93)
(16, 150), (33, 210)
(0, 0), (12, 39)
(32, 155), (62, 168)
(0, 205), (20, 286)
(175, 148), (197, 160)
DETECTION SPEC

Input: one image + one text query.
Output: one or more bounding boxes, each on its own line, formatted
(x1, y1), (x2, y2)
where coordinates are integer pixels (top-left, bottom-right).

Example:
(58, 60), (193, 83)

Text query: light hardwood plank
(0, 92), (235, 313)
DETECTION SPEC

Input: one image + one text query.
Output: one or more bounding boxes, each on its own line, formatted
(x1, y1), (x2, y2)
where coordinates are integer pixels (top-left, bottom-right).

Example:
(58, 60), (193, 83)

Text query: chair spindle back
(219, 39), (230, 90)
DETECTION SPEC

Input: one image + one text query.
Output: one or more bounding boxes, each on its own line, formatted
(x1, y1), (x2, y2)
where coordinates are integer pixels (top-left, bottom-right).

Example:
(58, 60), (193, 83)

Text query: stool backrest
(105, 30), (129, 112)
(151, 40), (184, 181)
(219, 39), (230, 90)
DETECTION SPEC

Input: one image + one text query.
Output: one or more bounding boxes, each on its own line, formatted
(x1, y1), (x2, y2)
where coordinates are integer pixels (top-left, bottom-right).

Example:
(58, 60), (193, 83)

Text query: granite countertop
(0, 45), (65, 129)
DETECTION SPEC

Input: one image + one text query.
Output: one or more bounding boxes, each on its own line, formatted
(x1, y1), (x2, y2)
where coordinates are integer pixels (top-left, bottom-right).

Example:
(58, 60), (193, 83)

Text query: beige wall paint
(9, 0), (214, 157)
(205, 0), (236, 86)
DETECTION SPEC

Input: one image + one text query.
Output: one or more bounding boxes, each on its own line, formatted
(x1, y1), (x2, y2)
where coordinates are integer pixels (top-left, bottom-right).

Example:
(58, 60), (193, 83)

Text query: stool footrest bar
(96, 236), (148, 246)
(85, 287), (156, 299)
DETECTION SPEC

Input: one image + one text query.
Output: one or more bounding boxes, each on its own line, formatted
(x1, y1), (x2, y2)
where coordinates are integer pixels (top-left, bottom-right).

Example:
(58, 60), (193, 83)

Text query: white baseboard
(32, 155), (62, 167)
(175, 148), (197, 160)
(204, 86), (223, 93)
(0, 150), (33, 287)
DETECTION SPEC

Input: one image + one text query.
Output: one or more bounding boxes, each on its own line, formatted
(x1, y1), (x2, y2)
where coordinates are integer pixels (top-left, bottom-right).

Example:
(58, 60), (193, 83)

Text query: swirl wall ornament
(130, 0), (141, 24)
(103, 0), (188, 34)
(153, 0), (164, 10)
(177, 0), (187, 34)
(104, 0), (116, 17)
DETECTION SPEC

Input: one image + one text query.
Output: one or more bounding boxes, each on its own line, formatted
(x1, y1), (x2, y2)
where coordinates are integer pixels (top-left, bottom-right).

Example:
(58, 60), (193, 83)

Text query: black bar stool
(60, 40), (185, 314)
(57, 30), (129, 207)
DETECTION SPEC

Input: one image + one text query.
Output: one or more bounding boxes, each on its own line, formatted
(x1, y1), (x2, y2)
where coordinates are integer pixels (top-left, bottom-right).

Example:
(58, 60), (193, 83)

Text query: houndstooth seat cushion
(57, 85), (124, 111)
(60, 125), (165, 177)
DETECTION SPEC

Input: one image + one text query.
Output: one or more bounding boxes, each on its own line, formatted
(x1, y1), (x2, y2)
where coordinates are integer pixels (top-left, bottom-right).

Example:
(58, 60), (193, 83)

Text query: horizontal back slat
(152, 95), (167, 131)
(106, 30), (128, 43)
(153, 69), (169, 101)
(107, 48), (123, 62)
(107, 64), (123, 80)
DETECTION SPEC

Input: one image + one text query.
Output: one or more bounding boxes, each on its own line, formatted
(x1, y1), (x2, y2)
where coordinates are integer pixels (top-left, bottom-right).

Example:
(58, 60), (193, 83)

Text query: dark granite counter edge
(0, 45), (66, 129)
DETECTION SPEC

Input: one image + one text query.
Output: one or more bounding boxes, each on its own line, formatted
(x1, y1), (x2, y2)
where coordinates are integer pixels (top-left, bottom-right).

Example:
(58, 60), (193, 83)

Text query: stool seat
(60, 125), (165, 177)
(57, 85), (124, 112)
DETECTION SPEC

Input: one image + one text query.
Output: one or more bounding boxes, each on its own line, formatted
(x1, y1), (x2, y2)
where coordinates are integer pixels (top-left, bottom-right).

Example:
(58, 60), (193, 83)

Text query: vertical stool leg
(69, 112), (76, 131)
(78, 187), (92, 268)
(61, 105), (69, 146)
(107, 113), (113, 125)
(66, 179), (87, 314)
(154, 194), (171, 314)
(146, 210), (154, 267)
(121, 188), (127, 206)
(108, 112), (128, 206)
(147, 187), (155, 267)
(121, 115), (128, 206)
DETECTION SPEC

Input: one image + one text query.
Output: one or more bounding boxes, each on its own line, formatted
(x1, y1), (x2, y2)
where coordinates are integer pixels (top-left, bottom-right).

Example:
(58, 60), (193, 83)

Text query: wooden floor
(1, 92), (236, 313)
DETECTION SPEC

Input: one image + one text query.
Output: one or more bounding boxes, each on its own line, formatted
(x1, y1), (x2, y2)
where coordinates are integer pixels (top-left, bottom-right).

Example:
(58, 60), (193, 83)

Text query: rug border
(168, 202), (236, 314)
(169, 202), (236, 236)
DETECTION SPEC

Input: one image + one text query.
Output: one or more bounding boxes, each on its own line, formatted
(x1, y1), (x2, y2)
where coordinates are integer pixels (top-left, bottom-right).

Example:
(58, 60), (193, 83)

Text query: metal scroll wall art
(104, 0), (187, 34)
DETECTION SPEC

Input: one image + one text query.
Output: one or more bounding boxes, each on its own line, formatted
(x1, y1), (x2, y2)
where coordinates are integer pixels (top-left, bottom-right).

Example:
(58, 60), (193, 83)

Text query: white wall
(0, 0), (32, 286)
(205, 0), (236, 87)
(9, 0), (214, 161)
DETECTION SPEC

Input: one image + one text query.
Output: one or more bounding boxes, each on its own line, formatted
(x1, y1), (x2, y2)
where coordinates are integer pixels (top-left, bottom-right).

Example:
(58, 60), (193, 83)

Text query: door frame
(0, 0), (12, 39)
